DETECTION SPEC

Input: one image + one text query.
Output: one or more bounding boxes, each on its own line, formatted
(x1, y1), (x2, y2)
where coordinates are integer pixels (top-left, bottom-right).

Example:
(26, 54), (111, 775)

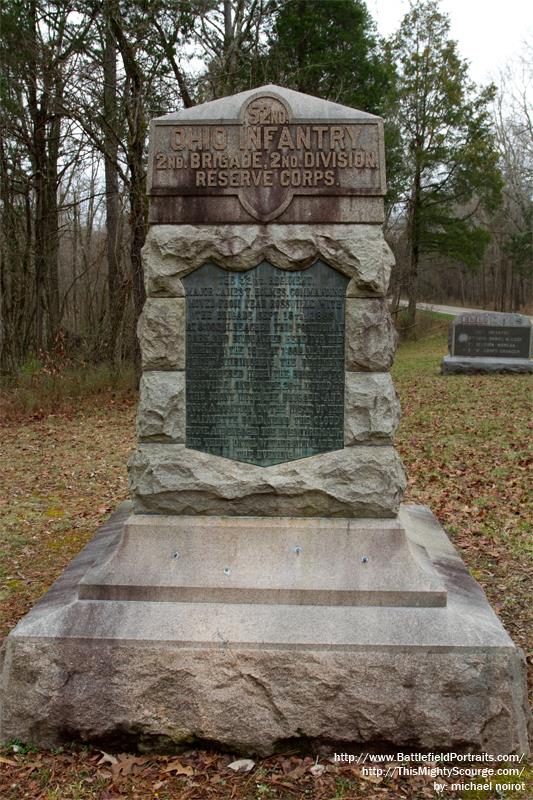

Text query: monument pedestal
(442, 355), (533, 374)
(78, 512), (446, 607)
(1, 503), (530, 755)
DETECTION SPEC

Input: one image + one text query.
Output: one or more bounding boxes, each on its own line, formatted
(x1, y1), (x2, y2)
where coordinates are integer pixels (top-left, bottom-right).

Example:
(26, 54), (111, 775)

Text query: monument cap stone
(148, 84), (386, 224)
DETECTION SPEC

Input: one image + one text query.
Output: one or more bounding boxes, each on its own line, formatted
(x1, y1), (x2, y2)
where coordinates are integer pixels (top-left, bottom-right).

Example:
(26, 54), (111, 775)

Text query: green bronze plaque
(184, 260), (348, 466)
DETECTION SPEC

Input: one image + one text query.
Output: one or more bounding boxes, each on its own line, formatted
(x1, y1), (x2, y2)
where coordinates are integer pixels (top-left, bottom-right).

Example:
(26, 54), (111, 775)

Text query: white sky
(369, 0), (532, 84)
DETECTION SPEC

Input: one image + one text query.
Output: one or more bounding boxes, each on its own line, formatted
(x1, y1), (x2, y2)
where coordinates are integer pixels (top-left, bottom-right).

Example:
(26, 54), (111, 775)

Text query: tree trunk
(129, 164), (146, 373)
(223, 0), (233, 93)
(405, 160), (422, 331)
(103, 2), (121, 363)
(109, 13), (147, 376)
(33, 100), (48, 352)
(45, 96), (61, 344)
(72, 196), (79, 333)
(28, 1), (61, 353)
(125, 80), (147, 376)
(296, 0), (308, 93)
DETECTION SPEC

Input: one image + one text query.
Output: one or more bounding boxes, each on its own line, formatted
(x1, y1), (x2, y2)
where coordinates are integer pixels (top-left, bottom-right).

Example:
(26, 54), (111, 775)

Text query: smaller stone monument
(442, 311), (533, 374)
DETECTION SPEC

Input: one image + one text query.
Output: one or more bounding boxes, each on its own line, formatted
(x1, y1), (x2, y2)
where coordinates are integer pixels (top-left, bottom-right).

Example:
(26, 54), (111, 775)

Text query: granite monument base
(442, 355), (533, 374)
(0, 503), (530, 756)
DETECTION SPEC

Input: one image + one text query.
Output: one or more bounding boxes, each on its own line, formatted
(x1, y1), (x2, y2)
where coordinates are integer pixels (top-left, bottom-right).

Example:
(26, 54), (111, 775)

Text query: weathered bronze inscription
(150, 92), (385, 220)
(184, 261), (348, 466)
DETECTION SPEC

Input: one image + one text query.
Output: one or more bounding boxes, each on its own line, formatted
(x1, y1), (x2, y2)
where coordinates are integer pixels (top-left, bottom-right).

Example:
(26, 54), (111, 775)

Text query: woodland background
(1, 0), (532, 372)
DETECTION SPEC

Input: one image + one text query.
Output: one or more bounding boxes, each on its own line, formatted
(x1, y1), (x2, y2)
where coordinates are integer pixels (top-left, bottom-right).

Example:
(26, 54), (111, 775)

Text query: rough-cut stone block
(137, 298), (185, 370)
(128, 444), (406, 518)
(346, 239), (395, 298)
(1, 505), (530, 756)
(141, 224), (392, 298)
(136, 371), (185, 442)
(345, 298), (398, 371)
(442, 356), (533, 374)
(3, 638), (529, 757)
(344, 373), (400, 445)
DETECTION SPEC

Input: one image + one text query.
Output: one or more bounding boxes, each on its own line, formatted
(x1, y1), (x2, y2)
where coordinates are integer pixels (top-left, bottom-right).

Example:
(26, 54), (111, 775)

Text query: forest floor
(0, 314), (531, 799)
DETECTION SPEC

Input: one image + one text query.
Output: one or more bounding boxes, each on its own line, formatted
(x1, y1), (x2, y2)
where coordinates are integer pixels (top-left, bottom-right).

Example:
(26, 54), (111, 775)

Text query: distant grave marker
(442, 311), (533, 373)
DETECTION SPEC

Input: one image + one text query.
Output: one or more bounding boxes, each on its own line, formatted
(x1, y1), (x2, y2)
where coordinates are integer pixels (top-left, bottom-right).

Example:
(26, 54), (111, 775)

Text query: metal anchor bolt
(293, 546), (302, 555)
(223, 567), (231, 576)
(361, 555), (369, 564)
(172, 552), (180, 560)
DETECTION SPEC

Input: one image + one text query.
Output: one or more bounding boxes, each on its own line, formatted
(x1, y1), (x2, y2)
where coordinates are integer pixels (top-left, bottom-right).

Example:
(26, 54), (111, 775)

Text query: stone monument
(0, 86), (530, 756)
(442, 311), (533, 374)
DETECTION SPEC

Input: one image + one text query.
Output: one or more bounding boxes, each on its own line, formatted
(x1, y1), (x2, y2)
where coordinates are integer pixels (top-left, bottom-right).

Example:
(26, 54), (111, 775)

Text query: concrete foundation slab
(0, 503), (530, 756)
(442, 355), (533, 374)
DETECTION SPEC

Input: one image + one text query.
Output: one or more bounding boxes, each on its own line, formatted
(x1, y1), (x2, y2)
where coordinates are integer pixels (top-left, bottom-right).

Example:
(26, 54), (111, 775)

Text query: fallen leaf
(309, 763), (326, 776)
(97, 751), (118, 767)
(111, 754), (151, 777)
(162, 759), (194, 776)
(359, 770), (383, 784)
(270, 779), (306, 793)
(24, 760), (44, 775)
(228, 758), (255, 773)
(274, 765), (308, 781)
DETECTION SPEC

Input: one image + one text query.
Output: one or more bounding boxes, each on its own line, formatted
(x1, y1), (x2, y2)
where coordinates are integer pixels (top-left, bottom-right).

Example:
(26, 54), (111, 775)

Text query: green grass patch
(0, 361), (137, 420)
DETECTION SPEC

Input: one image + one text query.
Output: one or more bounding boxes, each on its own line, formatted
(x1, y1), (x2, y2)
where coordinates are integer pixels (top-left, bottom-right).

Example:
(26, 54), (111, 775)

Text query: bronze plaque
(149, 91), (385, 222)
(184, 261), (348, 466)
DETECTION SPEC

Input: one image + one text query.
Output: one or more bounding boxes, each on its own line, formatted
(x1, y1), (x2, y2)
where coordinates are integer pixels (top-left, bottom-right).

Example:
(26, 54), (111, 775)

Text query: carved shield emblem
(237, 94), (294, 221)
